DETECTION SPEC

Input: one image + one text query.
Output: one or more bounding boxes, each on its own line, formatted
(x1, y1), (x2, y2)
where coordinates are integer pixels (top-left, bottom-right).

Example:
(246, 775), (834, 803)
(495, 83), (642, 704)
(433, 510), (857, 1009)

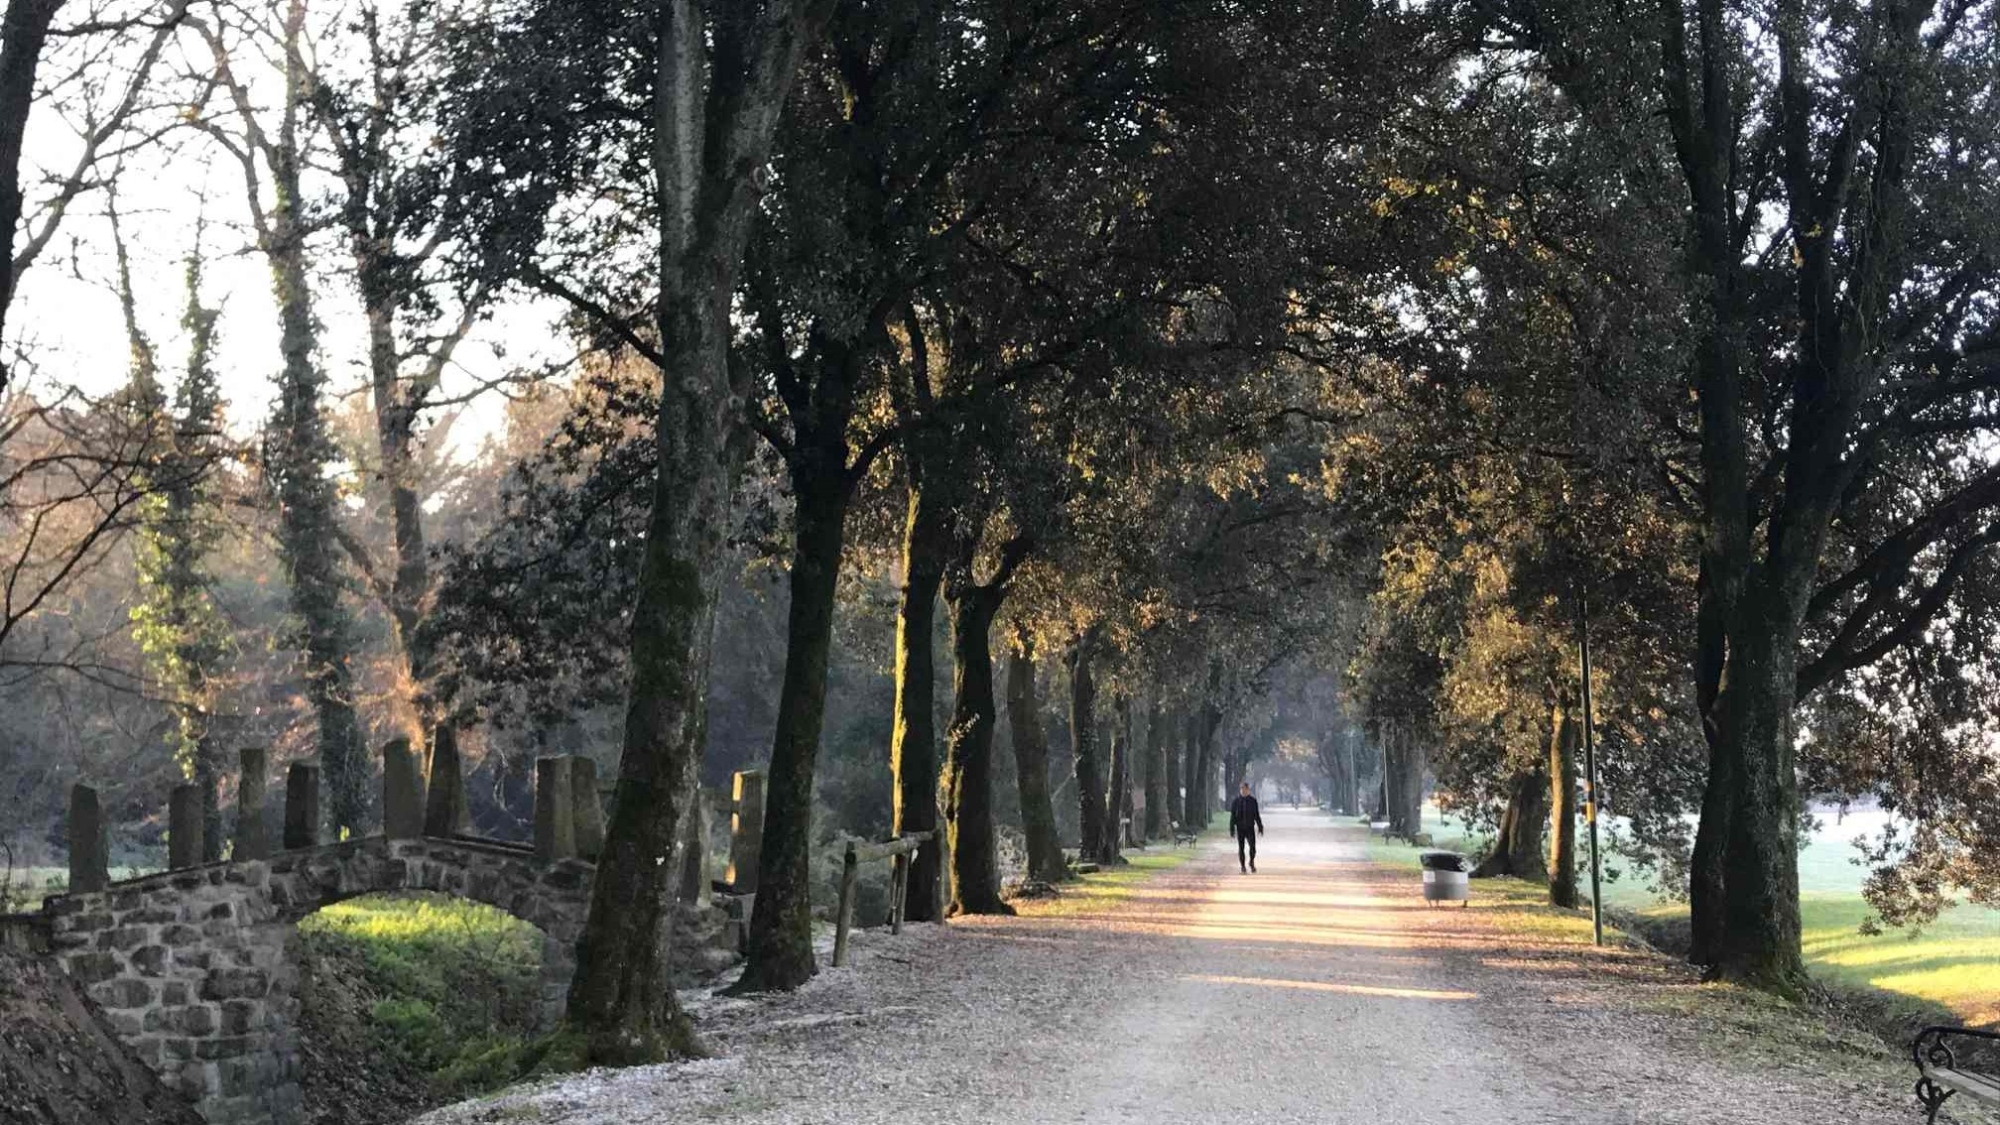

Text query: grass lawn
(1394, 804), (2000, 1029)
(1010, 817), (1217, 919)
(2, 864), (157, 911)
(299, 892), (546, 1099)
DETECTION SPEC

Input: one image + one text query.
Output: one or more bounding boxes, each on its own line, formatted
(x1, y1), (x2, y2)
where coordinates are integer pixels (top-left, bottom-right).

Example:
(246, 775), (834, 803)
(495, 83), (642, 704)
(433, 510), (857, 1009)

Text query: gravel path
(418, 809), (1915, 1124)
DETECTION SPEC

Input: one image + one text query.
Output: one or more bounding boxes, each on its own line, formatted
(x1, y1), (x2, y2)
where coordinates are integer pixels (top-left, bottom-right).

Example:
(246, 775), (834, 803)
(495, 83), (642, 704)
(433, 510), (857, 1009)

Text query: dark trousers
(1237, 831), (1257, 870)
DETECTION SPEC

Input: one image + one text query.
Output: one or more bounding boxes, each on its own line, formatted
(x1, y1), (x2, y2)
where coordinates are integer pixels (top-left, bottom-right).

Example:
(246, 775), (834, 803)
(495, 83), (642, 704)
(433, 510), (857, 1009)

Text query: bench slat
(1924, 1066), (2000, 1104)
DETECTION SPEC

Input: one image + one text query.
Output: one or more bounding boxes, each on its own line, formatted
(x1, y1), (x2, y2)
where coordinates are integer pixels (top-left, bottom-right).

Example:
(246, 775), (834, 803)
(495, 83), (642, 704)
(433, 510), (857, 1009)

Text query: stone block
(236, 746), (271, 861)
(93, 977), (154, 1009)
(131, 945), (170, 976)
(194, 1034), (249, 1060)
(534, 756), (576, 861)
(122, 907), (179, 925)
(169, 783), (204, 870)
(103, 925), (150, 951)
(200, 967), (270, 1000)
(164, 1036), (198, 1061)
(64, 951), (120, 984)
(68, 783), (110, 893)
(382, 738), (426, 839)
(162, 980), (189, 1005)
(728, 769), (766, 893)
(283, 763), (319, 850)
(220, 998), (261, 1034)
(216, 1055), (261, 1096)
(569, 756), (606, 860)
(423, 724), (471, 837)
(53, 909), (110, 934)
(182, 1004), (218, 1035)
(131, 1036), (163, 1066)
(163, 924), (203, 947)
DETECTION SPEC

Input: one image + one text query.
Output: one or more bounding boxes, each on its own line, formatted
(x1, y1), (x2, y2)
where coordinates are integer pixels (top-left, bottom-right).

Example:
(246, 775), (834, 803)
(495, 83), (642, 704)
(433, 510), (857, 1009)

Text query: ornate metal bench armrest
(1914, 1024), (2000, 1073)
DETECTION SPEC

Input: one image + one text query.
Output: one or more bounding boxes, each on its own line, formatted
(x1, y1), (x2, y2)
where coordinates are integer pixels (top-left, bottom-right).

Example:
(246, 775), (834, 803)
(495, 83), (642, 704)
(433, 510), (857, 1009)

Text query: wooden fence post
(890, 853), (908, 935)
(832, 841), (859, 968)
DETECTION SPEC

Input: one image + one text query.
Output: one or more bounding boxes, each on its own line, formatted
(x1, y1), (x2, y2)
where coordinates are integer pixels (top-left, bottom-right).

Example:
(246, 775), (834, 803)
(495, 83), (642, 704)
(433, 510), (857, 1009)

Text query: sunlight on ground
(1008, 844), (1206, 919)
(1185, 972), (1478, 1001)
(1405, 805), (2000, 1027)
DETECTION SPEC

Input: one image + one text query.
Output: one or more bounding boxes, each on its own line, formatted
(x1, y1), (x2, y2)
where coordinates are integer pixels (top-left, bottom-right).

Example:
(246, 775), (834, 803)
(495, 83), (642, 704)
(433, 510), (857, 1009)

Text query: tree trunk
(1547, 696), (1579, 908)
(1333, 728), (1357, 814)
(1068, 637), (1108, 862)
(265, 184), (371, 841)
(1381, 723), (1404, 833)
(889, 482), (949, 922)
(1471, 766), (1549, 880)
(738, 466), (851, 990)
(568, 314), (744, 1058)
(1705, 602), (1808, 990)
(1144, 697), (1169, 839)
(358, 283), (437, 734)
(1191, 697), (1220, 827)
(1101, 694), (1129, 864)
(1005, 628), (1068, 883)
(565, 0), (826, 1061)
(0, 0), (64, 391)
(1180, 710), (1199, 828)
(942, 586), (1010, 914)
(1381, 721), (1426, 838)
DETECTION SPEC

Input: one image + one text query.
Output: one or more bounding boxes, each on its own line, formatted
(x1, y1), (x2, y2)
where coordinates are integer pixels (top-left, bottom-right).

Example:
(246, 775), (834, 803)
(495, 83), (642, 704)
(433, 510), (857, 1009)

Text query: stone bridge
(16, 746), (765, 1125)
(40, 835), (593, 1125)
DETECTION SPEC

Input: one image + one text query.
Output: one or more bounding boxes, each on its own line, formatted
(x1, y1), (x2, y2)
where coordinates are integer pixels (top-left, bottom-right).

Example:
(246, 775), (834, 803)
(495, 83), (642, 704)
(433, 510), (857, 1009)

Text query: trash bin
(1419, 850), (1469, 908)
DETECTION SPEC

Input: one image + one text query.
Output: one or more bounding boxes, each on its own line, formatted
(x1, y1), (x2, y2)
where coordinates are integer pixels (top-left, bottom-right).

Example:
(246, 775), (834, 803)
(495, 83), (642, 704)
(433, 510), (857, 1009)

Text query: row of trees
(2, 0), (1996, 1068)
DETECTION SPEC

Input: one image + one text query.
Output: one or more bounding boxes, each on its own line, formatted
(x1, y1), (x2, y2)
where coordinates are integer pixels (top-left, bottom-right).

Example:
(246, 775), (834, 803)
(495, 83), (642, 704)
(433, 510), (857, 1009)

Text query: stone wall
(39, 837), (595, 1125)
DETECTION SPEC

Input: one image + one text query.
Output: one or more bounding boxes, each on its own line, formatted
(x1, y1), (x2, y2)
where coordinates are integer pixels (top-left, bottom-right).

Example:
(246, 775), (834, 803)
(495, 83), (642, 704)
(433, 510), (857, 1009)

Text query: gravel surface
(416, 809), (1918, 1124)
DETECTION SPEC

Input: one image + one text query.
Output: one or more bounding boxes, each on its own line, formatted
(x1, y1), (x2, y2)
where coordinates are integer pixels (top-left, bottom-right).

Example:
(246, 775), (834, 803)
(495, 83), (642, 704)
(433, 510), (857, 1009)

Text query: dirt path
(419, 809), (1913, 1124)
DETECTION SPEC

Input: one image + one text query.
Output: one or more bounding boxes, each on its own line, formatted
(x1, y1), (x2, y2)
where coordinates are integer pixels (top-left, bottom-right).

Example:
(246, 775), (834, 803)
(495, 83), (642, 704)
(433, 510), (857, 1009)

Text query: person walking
(1229, 781), (1264, 873)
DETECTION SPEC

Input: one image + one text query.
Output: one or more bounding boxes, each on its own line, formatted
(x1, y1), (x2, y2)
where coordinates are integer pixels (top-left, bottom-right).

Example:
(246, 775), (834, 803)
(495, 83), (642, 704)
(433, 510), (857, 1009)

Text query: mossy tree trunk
(1547, 693), (1579, 908)
(1143, 697), (1169, 839)
(1471, 766), (1549, 880)
(1068, 634), (1109, 862)
(565, 0), (832, 1060)
(1101, 693), (1130, 864)
(1005, 628), (1069, 884)
(890, 478), (950, 922)
(940, 531), (1029, 915)
(739, 437), (857, 990)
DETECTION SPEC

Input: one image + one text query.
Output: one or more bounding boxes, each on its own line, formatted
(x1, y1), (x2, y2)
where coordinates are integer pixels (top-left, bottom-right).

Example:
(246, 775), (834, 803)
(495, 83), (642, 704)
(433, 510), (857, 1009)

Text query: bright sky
(8, 11), (574, 457)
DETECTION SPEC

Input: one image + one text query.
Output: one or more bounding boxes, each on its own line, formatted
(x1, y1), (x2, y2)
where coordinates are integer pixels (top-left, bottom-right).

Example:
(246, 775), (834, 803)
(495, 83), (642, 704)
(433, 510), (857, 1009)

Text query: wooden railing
(832, 830), (936, 968)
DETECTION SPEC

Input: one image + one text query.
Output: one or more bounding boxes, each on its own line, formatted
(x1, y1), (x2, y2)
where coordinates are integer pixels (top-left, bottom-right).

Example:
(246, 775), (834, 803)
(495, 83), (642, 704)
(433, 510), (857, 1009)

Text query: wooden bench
(1170, 823), (1199, 847)
(1915, 1025), (2000, 1123)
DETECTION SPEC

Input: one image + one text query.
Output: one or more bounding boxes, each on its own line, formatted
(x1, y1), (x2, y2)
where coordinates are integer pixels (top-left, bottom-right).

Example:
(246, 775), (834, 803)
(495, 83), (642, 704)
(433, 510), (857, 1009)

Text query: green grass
(1013, 822), (1216, 918)
(299, 892), (545, 1096)
(1, 864), (156, 911)
(1401, 804), (2000, 1028)
(1358, 816), (1637, 945)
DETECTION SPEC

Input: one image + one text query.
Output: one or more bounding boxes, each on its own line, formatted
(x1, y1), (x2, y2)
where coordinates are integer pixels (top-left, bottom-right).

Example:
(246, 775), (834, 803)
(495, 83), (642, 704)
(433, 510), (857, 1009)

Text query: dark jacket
(1229, 794), (1263, 838)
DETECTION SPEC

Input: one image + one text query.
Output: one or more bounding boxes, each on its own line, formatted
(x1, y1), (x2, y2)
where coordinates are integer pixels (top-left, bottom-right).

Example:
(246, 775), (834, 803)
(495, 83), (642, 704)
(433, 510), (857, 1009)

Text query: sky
(8, 7), (575, 459)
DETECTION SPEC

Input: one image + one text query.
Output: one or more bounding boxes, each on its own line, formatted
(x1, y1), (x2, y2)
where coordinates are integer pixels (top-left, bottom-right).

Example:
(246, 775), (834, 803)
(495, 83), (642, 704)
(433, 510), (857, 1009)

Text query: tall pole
(1579, 595), (1604, 947)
